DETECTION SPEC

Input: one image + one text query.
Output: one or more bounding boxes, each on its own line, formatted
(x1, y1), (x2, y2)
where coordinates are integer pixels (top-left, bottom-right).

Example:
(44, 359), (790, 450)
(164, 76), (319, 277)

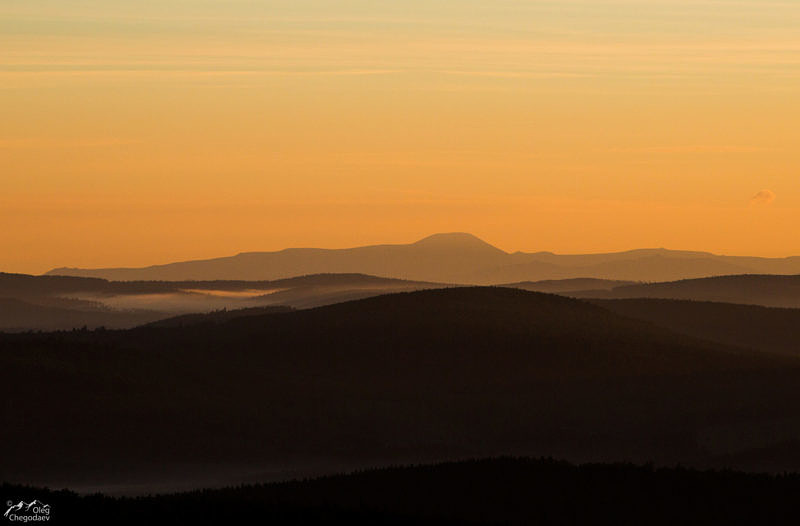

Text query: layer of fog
(70, 289), (284, 314)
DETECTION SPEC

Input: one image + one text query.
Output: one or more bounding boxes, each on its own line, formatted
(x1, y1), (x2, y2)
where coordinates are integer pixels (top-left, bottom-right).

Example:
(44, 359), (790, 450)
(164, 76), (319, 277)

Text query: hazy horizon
(3, 0), (800, 274)
(9, 232), (800, 276)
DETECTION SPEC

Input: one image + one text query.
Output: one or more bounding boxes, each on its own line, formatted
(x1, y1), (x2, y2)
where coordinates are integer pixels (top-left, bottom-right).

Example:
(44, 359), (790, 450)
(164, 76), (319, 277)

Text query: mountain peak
(412, 233), (506, 253)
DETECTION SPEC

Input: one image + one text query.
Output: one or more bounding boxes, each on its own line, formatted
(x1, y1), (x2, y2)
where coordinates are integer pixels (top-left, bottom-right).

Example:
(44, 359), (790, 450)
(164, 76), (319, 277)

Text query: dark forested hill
(2, 287), (800, 492)
(593, 299), (800, 357)
(0, 297), (165, 332)
(501, 278), (634, 293)
(0, 271), (439, 297)
(0, 272), (439, 330)
(6, 458), (800, 525)
(577, 274), (800, 308)
(145, 306), (294, 328)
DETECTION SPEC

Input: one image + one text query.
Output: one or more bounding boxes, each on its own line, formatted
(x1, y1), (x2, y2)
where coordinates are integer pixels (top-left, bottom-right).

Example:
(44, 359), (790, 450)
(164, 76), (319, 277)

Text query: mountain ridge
(44, 233), (800, 283)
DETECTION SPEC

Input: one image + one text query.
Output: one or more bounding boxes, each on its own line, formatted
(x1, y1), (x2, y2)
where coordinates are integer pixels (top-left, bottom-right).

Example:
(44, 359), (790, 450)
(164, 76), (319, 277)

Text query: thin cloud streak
(601, 146), (776, 154)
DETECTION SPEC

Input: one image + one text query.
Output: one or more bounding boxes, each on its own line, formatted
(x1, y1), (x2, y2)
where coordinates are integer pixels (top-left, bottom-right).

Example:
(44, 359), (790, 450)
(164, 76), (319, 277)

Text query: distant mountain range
(46, 233), (800, 283)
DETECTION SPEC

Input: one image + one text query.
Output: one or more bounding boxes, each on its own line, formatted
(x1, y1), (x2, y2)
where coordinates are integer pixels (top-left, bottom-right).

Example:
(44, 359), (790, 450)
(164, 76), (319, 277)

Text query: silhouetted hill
(0, 272), (440, 330)
(1, 271), (436, 297)
(475, 253), (757, 283)
(145, 306), (294, 328)
(0, 298), (165, 332)
(44, 234), (800, 283)
(46, 233), (513, 283)
(501, 278), (634, 293)
(412, 232), (505, 253)
(3, 287), (800, 491)
(591, 299), (800, 357)
(0, 272), (110, 297)
(5, 458), (800, 525)
(578, 274), (800, 307)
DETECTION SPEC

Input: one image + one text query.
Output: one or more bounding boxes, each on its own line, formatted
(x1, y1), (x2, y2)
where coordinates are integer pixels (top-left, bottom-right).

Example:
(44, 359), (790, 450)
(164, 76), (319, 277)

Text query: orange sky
(2, 1), (799, 273)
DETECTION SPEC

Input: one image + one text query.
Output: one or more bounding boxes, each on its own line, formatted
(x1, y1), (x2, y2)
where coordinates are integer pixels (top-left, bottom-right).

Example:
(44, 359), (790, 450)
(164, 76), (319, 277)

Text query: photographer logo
(4, 500), (50, 522)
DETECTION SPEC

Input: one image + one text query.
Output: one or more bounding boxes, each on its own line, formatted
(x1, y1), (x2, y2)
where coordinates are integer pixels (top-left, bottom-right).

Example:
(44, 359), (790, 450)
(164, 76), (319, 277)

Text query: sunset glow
(2, 1), (799, 272)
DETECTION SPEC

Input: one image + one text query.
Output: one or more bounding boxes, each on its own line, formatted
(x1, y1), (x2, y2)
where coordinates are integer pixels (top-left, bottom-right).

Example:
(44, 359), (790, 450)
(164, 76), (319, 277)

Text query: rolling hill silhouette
(8, 458), (800, 525)
(592, 299), (800, 357)
(577, 274), (800, 308)
(45, 233), (800, 283)
(0, 272), (112, 297)
(141, 293), (800, 357)
(145, 306), (294, 328)
(3, 287), (800, 491)
(501, 278), (633, 293)
(0, 271), (438, 298)
(0, 297), (164, 332)
(0, 272), (440, 331)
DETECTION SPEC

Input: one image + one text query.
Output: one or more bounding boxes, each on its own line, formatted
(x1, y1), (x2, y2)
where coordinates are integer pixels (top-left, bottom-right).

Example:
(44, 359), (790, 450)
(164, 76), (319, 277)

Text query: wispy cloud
(750, 189), (776, 205)
(0, 138), (141, 149)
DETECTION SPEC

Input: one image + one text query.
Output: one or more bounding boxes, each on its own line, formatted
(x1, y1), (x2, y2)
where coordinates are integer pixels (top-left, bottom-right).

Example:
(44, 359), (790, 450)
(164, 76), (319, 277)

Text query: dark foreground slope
(2, 288), (800, 491)
(6, 458), (800, 526)
(593, 299), (800, 357)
